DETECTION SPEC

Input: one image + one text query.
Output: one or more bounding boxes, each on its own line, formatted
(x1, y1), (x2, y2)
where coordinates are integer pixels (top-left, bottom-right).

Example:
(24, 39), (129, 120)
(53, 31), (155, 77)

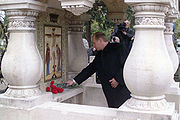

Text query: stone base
(126, 95), (169, 111)
(0, 92), (53, 109)
(4, 86), (42, 98)
(165, 86), (180, 113)
(118, 101), (178, 120)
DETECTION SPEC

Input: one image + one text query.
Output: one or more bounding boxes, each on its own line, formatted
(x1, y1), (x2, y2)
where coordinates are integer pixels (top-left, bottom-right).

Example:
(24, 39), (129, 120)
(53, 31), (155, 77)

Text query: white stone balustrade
(2, 9), (43, 98)
(123, 0), (174, 111)
(164, 0), (180, 113)
(0, 0), (49, 101)
(164, 9), (179, 90)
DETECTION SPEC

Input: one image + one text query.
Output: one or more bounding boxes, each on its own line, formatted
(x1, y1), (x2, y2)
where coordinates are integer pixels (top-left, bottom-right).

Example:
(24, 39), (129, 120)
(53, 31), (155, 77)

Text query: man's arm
(74, 60), (96, 84)
(66, 56), (97, 86)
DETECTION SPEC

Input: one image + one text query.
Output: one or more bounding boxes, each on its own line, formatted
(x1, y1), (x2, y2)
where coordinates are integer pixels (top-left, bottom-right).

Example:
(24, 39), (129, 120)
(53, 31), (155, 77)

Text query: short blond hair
(92, 32), (108, 42)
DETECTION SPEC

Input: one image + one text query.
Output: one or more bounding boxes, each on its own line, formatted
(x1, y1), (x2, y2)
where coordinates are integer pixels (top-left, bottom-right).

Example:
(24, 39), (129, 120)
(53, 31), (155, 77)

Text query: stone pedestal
(118, 102), (178, 120)
(0, 92), (52, 109)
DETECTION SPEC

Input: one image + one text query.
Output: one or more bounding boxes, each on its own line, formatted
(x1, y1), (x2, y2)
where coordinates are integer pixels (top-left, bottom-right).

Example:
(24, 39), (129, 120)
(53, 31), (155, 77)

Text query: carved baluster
(2, 10), (43, 98)
(123, 3), (173, 111)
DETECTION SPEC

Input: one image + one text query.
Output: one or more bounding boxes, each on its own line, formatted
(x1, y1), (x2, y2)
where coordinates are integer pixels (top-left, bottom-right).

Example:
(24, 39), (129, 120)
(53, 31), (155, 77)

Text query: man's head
(124, 20), (130, 29)
(92, 32), (108, 51)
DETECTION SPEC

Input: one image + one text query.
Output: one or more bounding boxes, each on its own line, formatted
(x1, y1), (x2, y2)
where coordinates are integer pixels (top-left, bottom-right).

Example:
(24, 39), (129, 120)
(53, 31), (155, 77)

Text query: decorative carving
(6, 10), (38, 17)
(164, 23), (173, 33)
(4, 86), (42, 98)
(131, 3), (169, 13)
(126, 95), (168, 111)
(68, 27), (83, 32)
(165, 11), (179, 23)
(68, 20), (83, 32)
(63, 5), (91, 16)
(135, 17), (164, 25)
(131, 4), (169, 27)
(8, 20), (35, 30)
(60, 0), (95, 16)
(6, 10), (38, 31)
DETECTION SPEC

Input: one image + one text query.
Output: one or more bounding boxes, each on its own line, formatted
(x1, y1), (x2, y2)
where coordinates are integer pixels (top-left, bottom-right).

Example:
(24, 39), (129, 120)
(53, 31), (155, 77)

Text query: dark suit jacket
(74, 43), (131, 108)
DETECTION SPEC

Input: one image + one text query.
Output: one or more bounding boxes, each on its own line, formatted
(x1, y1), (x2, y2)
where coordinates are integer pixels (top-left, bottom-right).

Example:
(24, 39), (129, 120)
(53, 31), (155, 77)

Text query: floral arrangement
(46, 81), (64, 94)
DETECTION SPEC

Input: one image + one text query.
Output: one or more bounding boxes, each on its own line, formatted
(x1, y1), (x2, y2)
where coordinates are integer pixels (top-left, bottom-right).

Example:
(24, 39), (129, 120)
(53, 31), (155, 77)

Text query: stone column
(2, 10), (43, 98)
(0, 1), (52, 108)
(68, 15), (88, 79)
(164, 5), (180, 112)
(123, 1), (173, 111)
(117, 1), (178, 119)
(165, 15), (179, 89)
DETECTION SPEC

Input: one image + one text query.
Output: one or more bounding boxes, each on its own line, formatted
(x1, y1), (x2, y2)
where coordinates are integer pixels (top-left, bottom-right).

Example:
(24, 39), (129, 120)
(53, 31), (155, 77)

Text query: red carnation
(52, 89), (58, 94)
(50, 85), (56, 89)
(50, 81), (54, 85)
(50, 84), (53, 88)
(46, 87), (50, 92)
(57, 87), (61, 93)
(58, 88), (64, 93)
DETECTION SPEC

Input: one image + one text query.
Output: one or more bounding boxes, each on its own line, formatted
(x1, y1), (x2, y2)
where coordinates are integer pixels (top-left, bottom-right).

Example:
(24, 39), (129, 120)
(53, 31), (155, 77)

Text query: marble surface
(0, 101), (177, 120)
(53, 87), (83, 102)
(118, 102), (178, 120)
(0, 92), (52, 109)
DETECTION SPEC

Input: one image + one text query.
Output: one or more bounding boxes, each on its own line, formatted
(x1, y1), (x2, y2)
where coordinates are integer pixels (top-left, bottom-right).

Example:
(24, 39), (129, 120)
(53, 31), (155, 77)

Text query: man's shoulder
(103, 43), (122, 53)
(109, 43), (122, 49)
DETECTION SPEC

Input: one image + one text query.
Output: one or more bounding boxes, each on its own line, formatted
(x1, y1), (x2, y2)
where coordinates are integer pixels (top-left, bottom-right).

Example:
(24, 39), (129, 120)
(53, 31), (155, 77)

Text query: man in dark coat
(66, 32), (131, 108)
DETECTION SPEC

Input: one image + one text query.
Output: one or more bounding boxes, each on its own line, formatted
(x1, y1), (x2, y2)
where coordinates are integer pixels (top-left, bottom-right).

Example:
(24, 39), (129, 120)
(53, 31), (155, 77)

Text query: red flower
(46, 87), (50, 92)
(57, 87), (60, 93)
(52, 89), (58, 94)
(50, 81), (54, 85)
(50, 85), (56, 89)
(57, 87), (64, 93)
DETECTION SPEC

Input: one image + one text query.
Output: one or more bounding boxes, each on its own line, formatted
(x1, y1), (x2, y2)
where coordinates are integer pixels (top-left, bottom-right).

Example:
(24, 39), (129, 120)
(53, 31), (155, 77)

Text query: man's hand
(109, 78), (119, 88)
(66, 80), (74, 86)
